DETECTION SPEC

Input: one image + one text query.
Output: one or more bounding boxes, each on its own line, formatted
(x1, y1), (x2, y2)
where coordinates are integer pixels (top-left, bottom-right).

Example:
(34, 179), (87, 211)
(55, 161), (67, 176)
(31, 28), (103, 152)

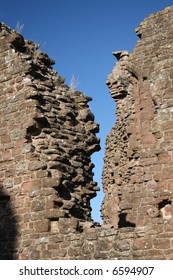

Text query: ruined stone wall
(102, 6), (173, 257)
(0, 22), (101, 259)
(1, 6), (173, 260)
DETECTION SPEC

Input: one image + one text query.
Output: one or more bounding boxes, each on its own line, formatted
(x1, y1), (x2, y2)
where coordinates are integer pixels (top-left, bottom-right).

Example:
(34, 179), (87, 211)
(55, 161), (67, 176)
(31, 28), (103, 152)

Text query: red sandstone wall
(102, 6), (173, 232)
(1, 6), (173, 260)
(0, 23), (100, 259)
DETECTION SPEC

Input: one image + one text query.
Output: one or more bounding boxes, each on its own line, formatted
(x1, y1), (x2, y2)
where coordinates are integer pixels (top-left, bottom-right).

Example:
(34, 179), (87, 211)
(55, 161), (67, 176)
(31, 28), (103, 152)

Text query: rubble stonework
(102, 5), (173, 256)
(1, 6), (173, 260)
(0, 22), (101, 259)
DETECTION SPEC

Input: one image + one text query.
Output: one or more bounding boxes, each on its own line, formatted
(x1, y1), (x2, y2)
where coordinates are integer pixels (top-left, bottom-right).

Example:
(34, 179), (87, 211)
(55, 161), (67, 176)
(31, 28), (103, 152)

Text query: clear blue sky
(1, 0), (173, 223)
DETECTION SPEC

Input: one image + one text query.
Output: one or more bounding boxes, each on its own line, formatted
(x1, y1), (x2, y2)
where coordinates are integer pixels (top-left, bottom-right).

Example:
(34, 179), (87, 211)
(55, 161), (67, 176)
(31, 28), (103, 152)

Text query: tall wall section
(0, 22), (102, 259)
(102, 5), (173, 254)
(1, 6), (173, 260)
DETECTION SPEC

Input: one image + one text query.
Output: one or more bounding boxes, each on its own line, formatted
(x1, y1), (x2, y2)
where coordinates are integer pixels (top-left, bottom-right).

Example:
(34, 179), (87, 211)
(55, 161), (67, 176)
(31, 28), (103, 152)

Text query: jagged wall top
(0, 22), (101, 259)
(2, 5), (173, 260)
(135, 6), (173, 39)
(102, 5), (173, 231)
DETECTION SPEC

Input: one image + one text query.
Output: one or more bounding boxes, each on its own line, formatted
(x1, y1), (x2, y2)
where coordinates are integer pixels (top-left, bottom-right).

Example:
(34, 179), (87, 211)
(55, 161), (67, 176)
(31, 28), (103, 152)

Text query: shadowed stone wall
(1, 6), (173, 260)
(0, 22), (101, 259)
(102, 6), (173, 258)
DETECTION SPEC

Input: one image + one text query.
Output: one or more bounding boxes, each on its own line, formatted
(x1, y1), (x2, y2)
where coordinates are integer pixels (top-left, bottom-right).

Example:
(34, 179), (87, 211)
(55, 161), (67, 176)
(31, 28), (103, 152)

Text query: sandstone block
(28, 160), (47, 171)
(34, 220), (50, 233)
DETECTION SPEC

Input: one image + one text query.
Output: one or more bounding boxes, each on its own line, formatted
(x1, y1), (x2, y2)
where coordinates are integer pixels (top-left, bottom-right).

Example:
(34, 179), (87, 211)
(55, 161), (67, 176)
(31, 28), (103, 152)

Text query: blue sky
(1, 0), (173, 223)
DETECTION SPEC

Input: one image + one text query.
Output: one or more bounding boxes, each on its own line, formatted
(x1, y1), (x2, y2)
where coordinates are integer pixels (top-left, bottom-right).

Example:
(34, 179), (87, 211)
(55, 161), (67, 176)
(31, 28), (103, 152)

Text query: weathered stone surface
(1, 6), (173, 260)
(0, 22), (100, 259)
(102, 5), (173, 231)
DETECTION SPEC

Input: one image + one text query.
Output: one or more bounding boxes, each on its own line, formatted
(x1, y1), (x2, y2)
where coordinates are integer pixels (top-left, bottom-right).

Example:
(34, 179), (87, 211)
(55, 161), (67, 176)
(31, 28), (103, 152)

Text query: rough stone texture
(1, 6), (173, 260)
(102, 5), (173, 257)
(0, 22), (100, 259)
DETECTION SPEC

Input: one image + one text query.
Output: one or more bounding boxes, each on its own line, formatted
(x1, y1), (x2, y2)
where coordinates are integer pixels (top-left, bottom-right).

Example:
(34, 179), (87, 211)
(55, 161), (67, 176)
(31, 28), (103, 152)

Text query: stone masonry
(1, 6), (173, 260)
(102, 6), (173, 257)
(0, 22), (101, 259)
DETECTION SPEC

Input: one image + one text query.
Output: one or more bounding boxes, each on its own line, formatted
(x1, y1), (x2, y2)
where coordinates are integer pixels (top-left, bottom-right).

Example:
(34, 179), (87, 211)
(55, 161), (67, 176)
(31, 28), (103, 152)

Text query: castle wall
(0, 22), (100, 259)
(102, 6), (173, 257)
(1, 6), (173, 260)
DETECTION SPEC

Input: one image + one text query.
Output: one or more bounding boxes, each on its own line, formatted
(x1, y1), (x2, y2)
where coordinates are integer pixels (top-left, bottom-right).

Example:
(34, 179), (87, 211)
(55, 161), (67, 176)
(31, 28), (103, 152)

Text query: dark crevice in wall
(158, 199), (172, 210)
(118, 213), (136, 228)
(0, 190), (17, 259)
